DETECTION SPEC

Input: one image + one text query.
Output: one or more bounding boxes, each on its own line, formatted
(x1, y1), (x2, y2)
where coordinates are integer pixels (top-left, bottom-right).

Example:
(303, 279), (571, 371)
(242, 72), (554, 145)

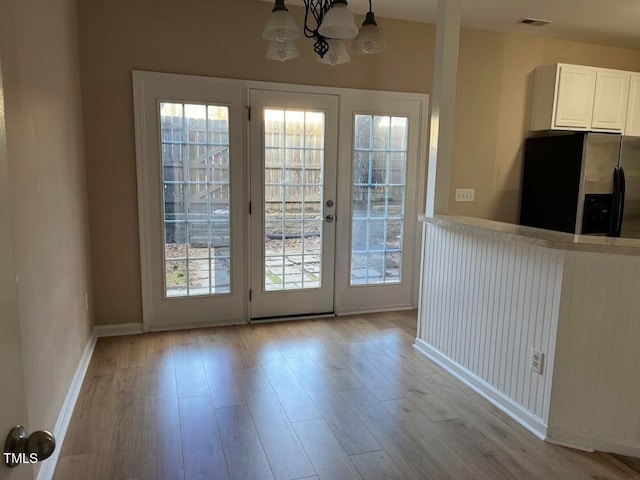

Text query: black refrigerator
(520, 132), (640, 238)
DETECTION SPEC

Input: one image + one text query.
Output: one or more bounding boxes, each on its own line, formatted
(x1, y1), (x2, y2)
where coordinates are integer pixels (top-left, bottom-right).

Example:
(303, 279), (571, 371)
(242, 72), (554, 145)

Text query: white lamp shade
(266, 41), (300, 62)
(318, 3), (358, 39)
(317, 39), (350, 65)
(263, 10), (301, 42)
(352, 23), (386, 54)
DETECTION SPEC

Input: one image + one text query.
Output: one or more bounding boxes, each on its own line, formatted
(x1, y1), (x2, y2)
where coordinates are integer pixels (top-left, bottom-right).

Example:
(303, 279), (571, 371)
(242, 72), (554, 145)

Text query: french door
(134, 73), (246, 330)
(249, 90), (339, 319)
(134, 72), (427, 330)
(334, 93), (425, 313)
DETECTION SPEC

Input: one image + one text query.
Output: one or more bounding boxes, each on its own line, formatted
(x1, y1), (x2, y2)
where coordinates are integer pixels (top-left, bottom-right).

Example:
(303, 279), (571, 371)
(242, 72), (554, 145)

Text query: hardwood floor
(54, 311), (639, 480)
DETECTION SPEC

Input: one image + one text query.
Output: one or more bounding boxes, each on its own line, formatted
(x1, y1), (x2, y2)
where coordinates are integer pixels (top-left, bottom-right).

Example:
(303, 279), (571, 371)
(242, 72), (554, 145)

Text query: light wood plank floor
(54, 311), (640, 480)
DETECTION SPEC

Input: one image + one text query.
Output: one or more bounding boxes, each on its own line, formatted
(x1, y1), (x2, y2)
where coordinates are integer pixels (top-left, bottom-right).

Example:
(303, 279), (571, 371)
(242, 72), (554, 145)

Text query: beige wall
(78, 0), (640, 326)
(77, 0), (435, 326)
(0, 0), (93, 463)
(450, 29), (640, 221)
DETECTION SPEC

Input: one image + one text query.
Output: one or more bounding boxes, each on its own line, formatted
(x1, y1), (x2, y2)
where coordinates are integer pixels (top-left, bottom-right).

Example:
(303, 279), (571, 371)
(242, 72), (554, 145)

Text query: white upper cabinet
(625, 74), (640, 136)
(591, 69), (630, 132)
(530, 64), (596, 131)
(530, 63), (633, 133)
(553, 65), (597, 129)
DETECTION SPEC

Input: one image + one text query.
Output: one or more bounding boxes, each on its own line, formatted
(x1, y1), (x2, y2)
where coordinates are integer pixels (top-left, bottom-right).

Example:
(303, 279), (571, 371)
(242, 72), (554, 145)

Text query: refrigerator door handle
(616, 166), (626, 237)
(610, 167), (621, 237)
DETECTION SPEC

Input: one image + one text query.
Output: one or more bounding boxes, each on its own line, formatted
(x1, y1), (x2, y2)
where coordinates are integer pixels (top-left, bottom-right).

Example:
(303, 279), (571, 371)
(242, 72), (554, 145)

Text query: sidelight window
(160, 102), (232, 297)
(350, 114), (408, 285)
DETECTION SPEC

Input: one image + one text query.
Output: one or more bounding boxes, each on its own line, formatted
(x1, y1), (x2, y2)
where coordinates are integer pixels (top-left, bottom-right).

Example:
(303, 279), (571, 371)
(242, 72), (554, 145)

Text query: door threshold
(250, 312), (336, 323)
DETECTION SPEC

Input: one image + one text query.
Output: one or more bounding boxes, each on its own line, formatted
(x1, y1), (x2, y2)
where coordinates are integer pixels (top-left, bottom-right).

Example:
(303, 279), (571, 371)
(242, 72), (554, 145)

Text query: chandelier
(262, 0), (387, 65)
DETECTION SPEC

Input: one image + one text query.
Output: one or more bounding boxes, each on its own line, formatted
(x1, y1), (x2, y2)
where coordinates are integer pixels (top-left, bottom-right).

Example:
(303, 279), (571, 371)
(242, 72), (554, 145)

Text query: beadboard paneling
(418, 224), (564, 422)
(548, 251), (640, 452)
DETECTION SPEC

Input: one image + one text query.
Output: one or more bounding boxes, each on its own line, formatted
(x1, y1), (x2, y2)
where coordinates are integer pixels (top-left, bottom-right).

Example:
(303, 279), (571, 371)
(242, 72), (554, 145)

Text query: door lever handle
(324, 214), (334, 223)
(4, 426), (55, 467)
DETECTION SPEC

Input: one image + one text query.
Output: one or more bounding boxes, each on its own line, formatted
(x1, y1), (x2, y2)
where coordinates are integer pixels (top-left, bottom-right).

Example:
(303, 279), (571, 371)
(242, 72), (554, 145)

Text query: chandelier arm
(301, 0), (335, 39)
(302, 0), (316, 38)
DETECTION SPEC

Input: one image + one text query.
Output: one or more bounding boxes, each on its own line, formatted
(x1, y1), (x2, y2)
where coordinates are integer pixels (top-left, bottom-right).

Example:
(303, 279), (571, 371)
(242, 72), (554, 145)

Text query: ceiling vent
(520, 17), (552, 27)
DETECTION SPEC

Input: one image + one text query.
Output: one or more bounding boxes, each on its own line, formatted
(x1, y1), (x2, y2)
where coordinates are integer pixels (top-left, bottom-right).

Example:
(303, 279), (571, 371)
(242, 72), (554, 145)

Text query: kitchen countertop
(419, 214), (640, 256)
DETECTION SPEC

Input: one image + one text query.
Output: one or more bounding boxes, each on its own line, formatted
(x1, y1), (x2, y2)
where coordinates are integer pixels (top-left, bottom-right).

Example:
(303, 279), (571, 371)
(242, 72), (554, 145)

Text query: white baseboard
(95, 322), (144, 337)
(105, 308), (416, 334)
(413, 338), (548, 441)
(335, 305), (415, 316)
(251, 313), (335, 323)
(149, 317), (246, 332)
(97, 319), (249, 336)
(37, 330), (97, 480)
(546, 426), (640, 458)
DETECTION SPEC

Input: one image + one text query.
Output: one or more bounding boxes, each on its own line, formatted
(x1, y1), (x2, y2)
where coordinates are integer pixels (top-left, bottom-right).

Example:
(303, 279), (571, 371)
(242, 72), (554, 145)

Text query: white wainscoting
(548, 251), (640, 455)
(417, 223), (564, 424)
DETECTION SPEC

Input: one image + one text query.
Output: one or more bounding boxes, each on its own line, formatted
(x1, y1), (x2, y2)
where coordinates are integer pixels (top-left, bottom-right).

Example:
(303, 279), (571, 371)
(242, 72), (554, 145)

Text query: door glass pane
(160, 102), (231, 297)
(264, 108), (324, 291)
(351, 114), (408, 285)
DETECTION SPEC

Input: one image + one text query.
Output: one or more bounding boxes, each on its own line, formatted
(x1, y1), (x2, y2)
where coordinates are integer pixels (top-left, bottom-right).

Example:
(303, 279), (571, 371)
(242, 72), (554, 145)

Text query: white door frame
(133, 71), (428, 330)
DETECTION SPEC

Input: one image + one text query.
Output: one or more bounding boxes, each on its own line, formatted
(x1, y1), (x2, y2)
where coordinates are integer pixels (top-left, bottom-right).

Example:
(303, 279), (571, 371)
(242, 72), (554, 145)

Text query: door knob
(324, 214), (334, 223)
(3, 426), (55, 467)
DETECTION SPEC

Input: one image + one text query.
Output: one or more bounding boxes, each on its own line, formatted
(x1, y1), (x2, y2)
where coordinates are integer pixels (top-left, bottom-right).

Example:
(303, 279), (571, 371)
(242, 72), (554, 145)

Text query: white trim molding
(37, 330), (97, 480)
(335, 304), (415, 316)
(132, 71), (154, 333)
(149, 317), (245, 333)
(414, 338), (549, 441)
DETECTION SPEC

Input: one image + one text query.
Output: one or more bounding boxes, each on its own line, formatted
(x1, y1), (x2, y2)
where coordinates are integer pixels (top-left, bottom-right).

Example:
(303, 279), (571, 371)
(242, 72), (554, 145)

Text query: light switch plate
(455, 188), (475, 202)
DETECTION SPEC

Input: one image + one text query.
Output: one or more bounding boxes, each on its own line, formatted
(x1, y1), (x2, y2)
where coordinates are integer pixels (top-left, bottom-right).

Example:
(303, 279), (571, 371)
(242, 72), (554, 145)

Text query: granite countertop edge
(419, 214), (640, 256)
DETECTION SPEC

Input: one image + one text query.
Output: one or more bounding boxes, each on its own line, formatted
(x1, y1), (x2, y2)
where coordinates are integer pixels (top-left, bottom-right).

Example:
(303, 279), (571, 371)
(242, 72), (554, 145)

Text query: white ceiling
(267, 0), (640, 50)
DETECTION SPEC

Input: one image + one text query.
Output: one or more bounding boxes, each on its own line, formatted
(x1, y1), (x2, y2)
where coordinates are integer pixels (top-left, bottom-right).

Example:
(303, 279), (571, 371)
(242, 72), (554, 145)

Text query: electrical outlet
(531, 348), (544, 375)
(84, 292), (89, 312)
(455, 188), (475, 202)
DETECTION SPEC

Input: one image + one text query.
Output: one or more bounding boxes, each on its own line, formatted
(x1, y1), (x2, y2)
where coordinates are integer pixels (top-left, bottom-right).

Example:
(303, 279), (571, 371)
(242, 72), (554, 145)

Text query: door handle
(3, 426), (55, 467)
(324, 214), (334, 223)
(617, 166), (626, 236)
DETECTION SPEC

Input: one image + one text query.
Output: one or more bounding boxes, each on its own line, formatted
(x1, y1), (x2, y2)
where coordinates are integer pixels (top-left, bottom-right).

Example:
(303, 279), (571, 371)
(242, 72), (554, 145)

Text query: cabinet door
(553, 65), (596, 129)
(592, 70), (630, 132)
(625, 74), (640, 136)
